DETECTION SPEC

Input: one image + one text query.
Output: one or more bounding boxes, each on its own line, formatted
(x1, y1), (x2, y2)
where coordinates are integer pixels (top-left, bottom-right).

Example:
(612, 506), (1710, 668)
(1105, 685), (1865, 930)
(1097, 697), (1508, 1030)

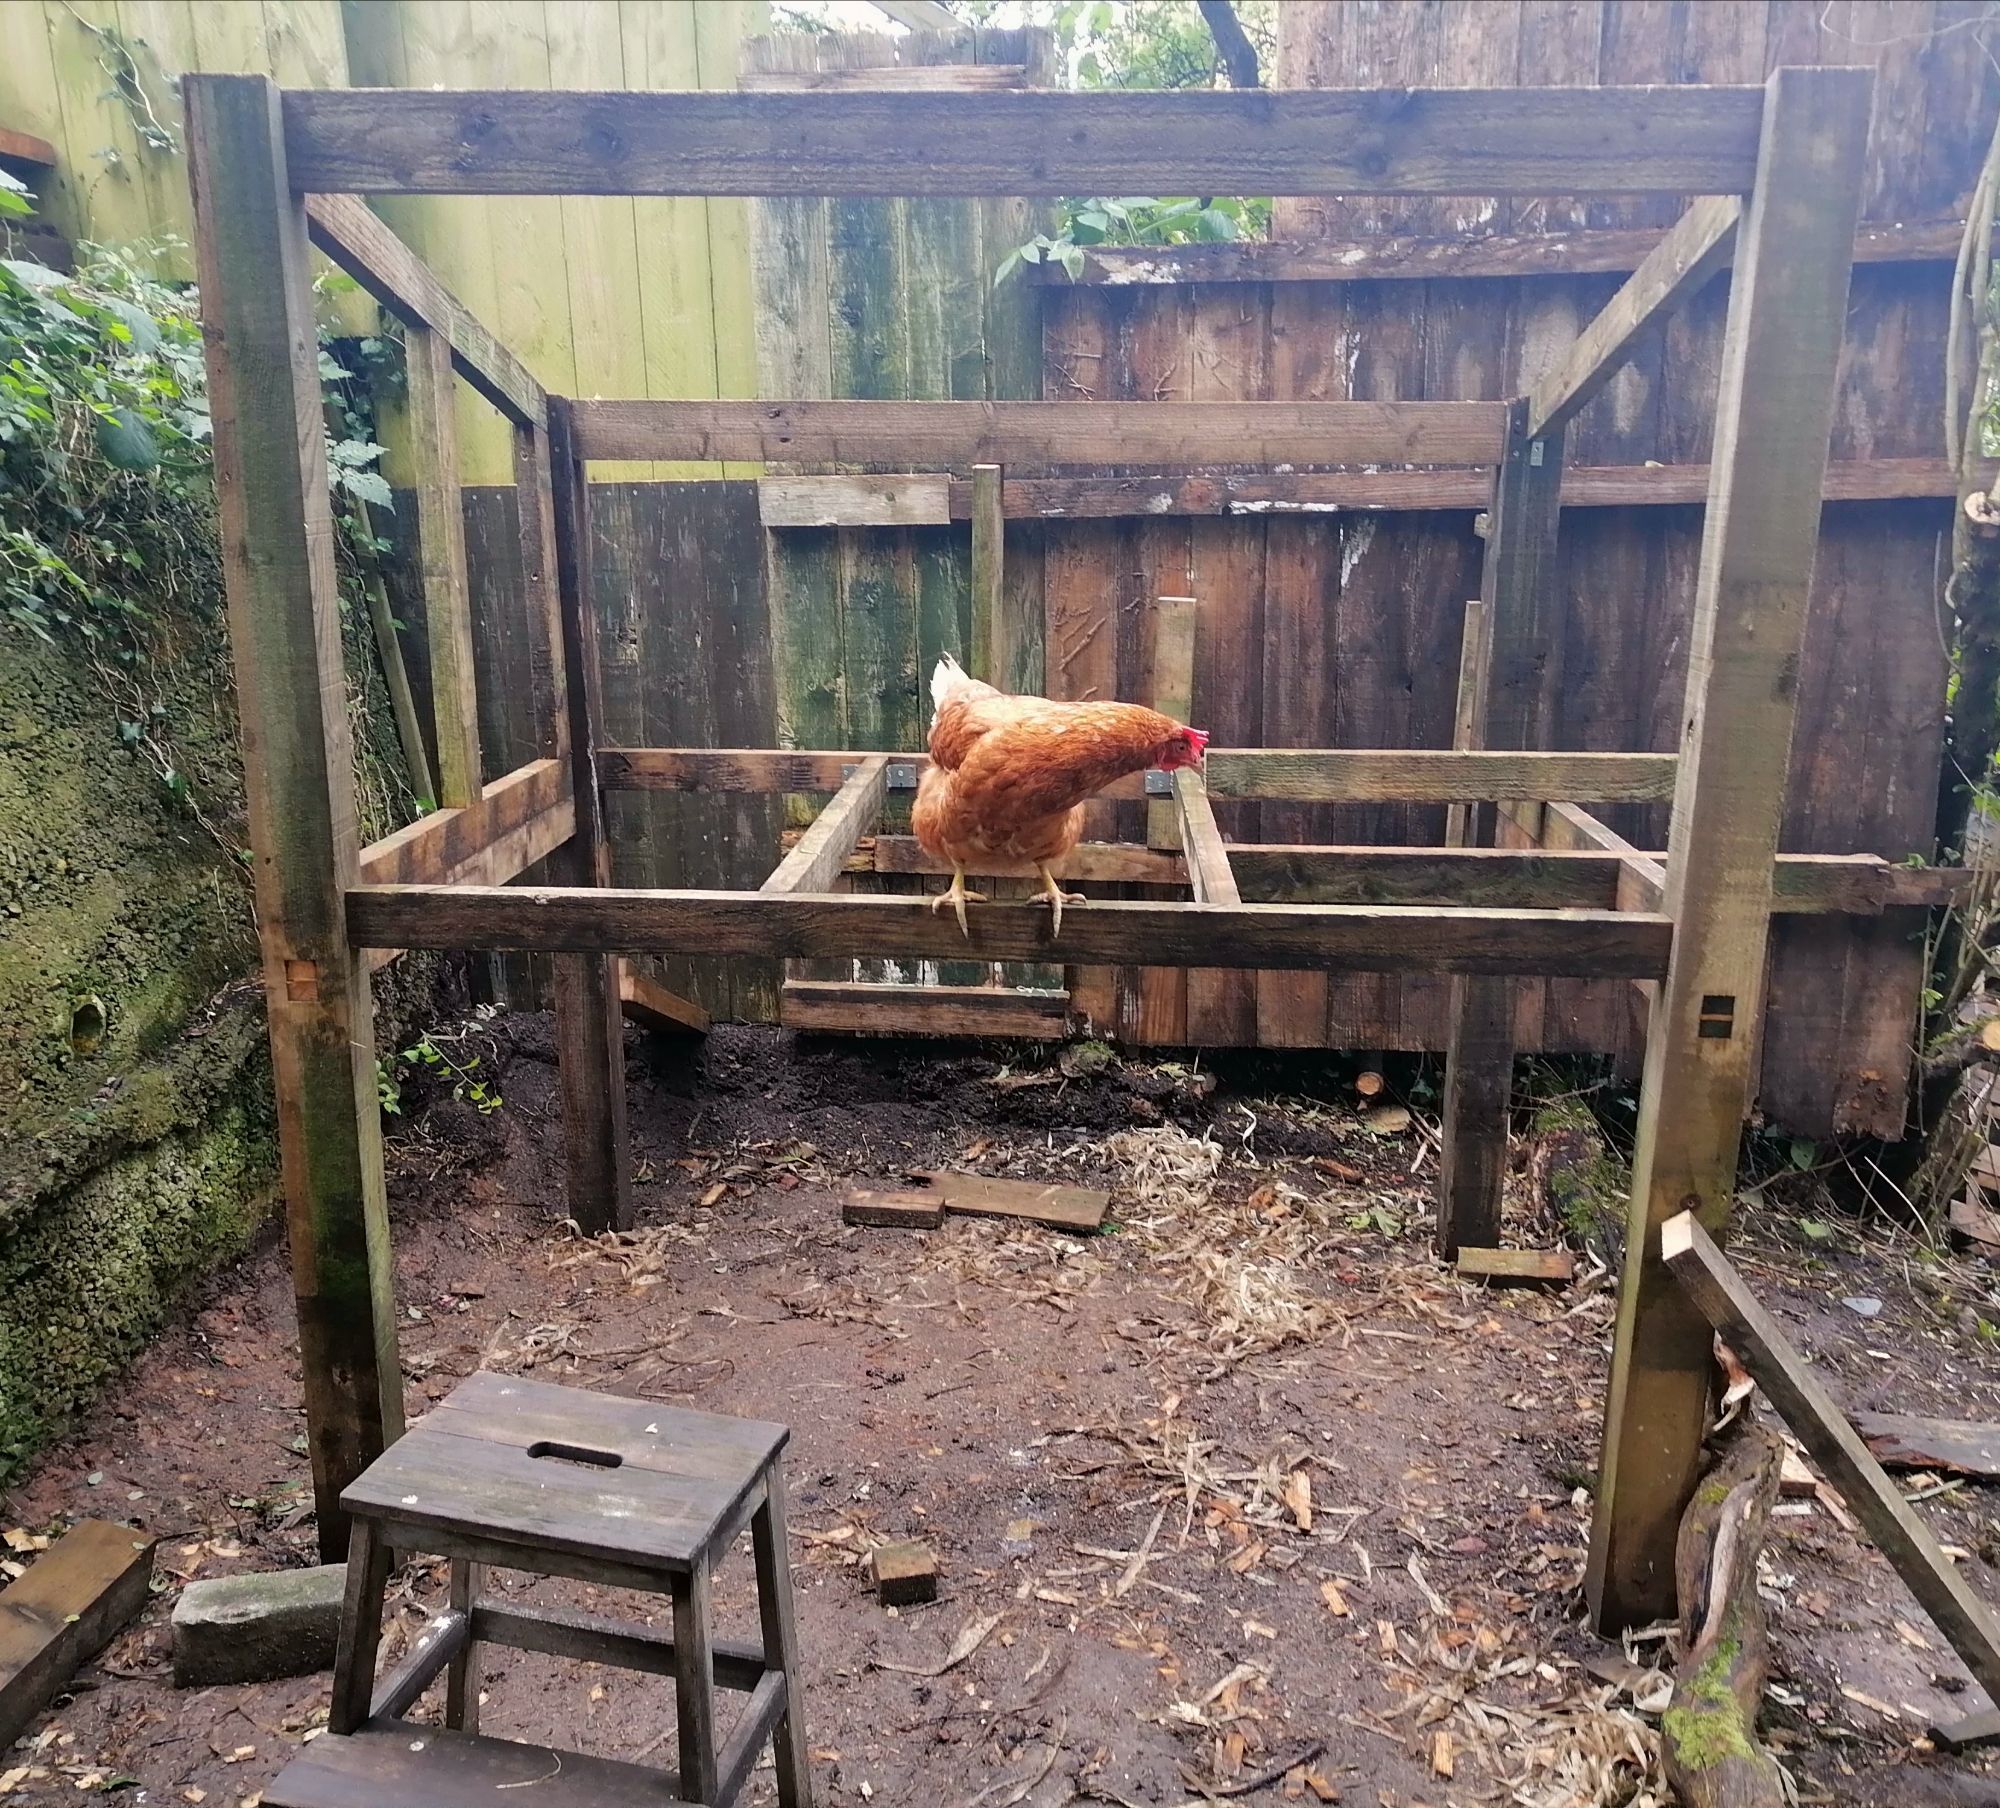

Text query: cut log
(1523, 1099), (1628, 1267)
(871, 1540), (939, 1607)
(1661, 1424), (1787, 1808)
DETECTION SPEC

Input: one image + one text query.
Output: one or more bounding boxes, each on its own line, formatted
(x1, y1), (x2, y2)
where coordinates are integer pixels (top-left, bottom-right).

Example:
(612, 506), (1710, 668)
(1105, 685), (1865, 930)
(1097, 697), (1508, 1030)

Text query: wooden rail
(754, 459), (1962, 526)
(571, 399), (1507, 467)
(597, 746), (1677, 803)
(281, 85), (1766, 198)
(345, 885), (1675, 979)
(1026, 216), (1963, 286)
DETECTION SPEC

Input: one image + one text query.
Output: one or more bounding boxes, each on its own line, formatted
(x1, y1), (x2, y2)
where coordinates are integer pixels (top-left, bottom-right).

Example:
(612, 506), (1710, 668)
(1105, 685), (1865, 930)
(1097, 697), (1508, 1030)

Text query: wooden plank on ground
(1661, 1211), (2000, 1703)
(782, 980), (1069, 1038)
(1035, 217), (1962, 285)
(1455, 1247), (1576, 1286)
(1527, 195), (1742, 438)
(1588, 67), (1875, 1635)
(617, 965), (710, 1036)
(568, 399), (1507, 468)
(1853, 1413), (2000, 1480)
(345, 885), (1675, 978)
(0, 1522), (155, 1750)
(184, 73), (403, 1555)
(760, 757), (890, 894)
(281, 85), (1767, 199)
(920, 1170), (1109, 1232)
(842, 1187), (947, 1230)
(1949, 1197), (2000, 1253)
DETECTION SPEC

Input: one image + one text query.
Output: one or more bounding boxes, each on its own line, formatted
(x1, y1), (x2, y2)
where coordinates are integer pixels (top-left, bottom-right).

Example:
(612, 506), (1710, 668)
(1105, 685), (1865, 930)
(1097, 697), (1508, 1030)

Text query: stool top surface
(342, 1372), (789, 1575)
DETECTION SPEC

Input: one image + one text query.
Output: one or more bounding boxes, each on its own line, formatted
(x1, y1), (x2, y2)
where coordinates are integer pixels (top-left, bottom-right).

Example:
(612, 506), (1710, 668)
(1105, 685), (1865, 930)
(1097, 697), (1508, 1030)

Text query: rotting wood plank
(0, 1522), (155, 1751)
(1852, 1413), (2000, 1479)
(1661, 1211), (2000, 1704)
(1527, 195), (1742, 439)
(1032, 216), (1962, 285)
(918, 1170), (1109, 1232)
(1455, 1247), (1576, 1287)
(595, 746), (1678, 803)
(759, 473), (950, 528)
(546, 400), (632, 1237)
(1588, 67), (1876, 1636)
(568, 399), (1508, 468)
(303, 194), (545, 428)
(719, 460), (1969, 526)
(281, 85), (1767, 198)
(760, 757), (890, 894)
(783, 980), (1070, 1038)
(345, 885), (1675, 978)
(184, 73), (403, 1555)
(405, 323), (480, 808)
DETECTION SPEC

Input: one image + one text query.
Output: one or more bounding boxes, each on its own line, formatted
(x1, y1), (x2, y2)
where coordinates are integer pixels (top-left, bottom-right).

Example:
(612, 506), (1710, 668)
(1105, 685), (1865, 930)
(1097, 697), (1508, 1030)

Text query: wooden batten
(568, 398), (1508, 468)
(346, 885), (1675, 979)
(280, 85), (1766, 198)
(780, 980), (1070, 1038)
(760, 758), (890, 893)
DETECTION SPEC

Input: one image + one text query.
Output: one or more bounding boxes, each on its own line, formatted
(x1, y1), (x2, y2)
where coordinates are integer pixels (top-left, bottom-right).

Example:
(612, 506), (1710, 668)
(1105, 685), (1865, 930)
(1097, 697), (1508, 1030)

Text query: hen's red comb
(1186, 727), (1210, 754)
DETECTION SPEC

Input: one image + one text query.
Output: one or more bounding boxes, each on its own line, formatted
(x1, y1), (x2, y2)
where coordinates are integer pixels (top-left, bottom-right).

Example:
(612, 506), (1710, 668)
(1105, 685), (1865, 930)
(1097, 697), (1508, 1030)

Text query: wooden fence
(395, 2), (1990, 1139)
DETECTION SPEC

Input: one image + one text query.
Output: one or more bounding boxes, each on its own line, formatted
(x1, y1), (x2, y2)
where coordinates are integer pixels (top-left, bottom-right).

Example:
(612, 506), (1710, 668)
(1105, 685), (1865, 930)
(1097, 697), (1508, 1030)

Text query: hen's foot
(1032, 865), (1088, 940)
(929, 869), (987, 938)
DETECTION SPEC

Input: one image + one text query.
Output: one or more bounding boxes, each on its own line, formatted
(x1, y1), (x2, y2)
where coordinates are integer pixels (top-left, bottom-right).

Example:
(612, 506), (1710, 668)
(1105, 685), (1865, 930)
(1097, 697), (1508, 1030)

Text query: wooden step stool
(265, 1372), (811, 1808)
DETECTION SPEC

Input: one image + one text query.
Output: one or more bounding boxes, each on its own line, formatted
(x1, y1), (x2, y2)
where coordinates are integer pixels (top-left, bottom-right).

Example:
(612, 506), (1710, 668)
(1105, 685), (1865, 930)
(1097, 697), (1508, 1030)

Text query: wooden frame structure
(186, 67), (1933, 1634)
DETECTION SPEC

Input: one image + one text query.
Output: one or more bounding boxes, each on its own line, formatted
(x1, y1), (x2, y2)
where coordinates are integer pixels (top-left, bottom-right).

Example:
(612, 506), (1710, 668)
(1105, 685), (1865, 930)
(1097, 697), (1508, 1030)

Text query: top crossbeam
(281, 86), (1767, 198)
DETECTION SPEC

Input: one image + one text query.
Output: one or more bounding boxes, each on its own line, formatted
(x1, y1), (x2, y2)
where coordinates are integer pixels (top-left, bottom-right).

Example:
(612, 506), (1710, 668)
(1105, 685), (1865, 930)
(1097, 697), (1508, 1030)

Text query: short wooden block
(1454, 1246), (1575, 1286)
(921, 1170), (1110, 1232)
(1949, 1196), (2000, 1254)
(842, 1188), (946, 1230)
(872, 1540), (938, 1607)
(618, 964), (710, 1035)
(0, 1520), (155, 1749)
(1854, 1412), (2000, 1480)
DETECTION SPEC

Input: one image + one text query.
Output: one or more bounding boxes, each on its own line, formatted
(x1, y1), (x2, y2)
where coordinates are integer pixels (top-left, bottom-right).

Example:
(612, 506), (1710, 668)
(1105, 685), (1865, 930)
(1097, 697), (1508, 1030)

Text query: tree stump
(1661, 1422), (1787, 1808)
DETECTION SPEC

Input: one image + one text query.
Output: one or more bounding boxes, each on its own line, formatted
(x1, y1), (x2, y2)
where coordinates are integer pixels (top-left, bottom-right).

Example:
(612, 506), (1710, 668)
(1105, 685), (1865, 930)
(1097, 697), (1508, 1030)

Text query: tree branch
(1197, 1), (1261, 89)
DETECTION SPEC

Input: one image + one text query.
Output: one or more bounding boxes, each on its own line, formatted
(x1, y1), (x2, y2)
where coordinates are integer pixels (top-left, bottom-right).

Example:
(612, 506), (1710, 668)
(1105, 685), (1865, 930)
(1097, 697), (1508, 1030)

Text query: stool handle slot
(526, 1439), (625, 1469)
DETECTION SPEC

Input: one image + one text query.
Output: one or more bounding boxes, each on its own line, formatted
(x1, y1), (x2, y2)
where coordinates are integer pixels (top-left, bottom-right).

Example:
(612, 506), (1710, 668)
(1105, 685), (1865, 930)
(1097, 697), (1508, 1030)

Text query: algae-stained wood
(183, 73), (402, 1555)
(1588, 66), (1874, 1635)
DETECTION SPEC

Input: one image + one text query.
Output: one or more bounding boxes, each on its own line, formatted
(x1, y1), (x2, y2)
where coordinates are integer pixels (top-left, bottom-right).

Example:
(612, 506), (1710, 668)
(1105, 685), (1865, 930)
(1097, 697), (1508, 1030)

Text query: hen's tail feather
(930, 651), (998, 720)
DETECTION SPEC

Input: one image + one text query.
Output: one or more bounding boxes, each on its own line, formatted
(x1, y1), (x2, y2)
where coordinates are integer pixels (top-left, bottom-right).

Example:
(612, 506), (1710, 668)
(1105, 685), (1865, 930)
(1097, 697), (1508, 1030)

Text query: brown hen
(912, 653), (1208, 937)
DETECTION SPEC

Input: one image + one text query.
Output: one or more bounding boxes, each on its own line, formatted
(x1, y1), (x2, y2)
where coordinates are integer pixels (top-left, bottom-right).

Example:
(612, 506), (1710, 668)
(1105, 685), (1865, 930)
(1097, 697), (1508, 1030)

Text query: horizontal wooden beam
(304, 194), (546, 428)
(282, 86), (1765, 198)
(780, 980), (1071, 1037)
(835, 832), (1969, 913)
(357, 758), (570, 885)
(598, 746), (1676, 803)
(1528, 194), (1742, 439)
(1661, 1211), (2000, 1707)
(572, 399), (1507, 467)
(756, 459), (1960, 526)
(1534, 800), (1668, 911)
(1031, 216), (1962, 286)
(346, 885), (1674, 978)
(739, 65), (1029, 92)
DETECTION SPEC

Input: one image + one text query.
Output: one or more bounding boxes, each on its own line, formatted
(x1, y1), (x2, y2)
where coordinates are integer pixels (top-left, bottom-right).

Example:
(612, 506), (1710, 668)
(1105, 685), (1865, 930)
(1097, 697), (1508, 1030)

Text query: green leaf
(340, 467), (394, 508)
(1058, 243), (1085, 280)
(1787, 1137), (1816, 1171)
(94, 404), (160, 471)
(1797, 1218), (1834, 1243)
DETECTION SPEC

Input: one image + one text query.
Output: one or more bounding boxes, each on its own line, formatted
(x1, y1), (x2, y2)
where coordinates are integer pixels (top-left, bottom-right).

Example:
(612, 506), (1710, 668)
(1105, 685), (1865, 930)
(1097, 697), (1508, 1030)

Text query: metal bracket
(1144, 770), (1174, 796)
(840, 761), (920, 790)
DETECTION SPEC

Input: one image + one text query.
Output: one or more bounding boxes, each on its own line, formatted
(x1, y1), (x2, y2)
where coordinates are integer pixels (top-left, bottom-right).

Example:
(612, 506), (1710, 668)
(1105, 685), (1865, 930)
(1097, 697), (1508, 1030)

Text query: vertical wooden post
(1587, 65), (1873, 1632)
(546, 400), (634, 1235)
(1443, 599), (1487, 851)
(1436, 405), (1564, 1259)
(184, 73), (402, 1556)
(404, 323), (481, 808)
(970, 462), (1003, 680)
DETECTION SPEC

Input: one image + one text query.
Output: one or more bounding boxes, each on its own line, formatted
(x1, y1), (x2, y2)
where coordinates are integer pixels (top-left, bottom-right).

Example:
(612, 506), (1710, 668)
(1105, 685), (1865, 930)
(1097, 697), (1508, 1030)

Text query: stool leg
(752, 1469), (813, 1808)
(445, 1559), (482, 1732)
(329, 1520), (392, 1735)
(673, 1567), (720, 1803)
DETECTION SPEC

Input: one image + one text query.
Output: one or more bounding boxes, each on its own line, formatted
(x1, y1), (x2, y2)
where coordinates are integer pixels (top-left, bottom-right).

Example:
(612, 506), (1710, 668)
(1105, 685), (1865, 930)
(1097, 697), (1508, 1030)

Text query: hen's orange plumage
(913, 655), (1207, 936)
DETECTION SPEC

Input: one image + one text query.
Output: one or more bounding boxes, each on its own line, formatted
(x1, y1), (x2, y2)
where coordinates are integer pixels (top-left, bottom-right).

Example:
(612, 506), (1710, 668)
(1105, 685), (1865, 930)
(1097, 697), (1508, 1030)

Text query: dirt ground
(5, 1016), (2000, 1808)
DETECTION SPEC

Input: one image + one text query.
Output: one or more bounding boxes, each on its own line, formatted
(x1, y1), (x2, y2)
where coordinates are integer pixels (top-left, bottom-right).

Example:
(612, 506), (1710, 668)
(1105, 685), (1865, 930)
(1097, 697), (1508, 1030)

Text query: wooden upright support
(1587, 66), (1874, 1631)
(184, 74), (402, 1555)
(546, 402), (634, 1235)
(969, 464), (1003, 682)
(1437, 405), (1564, 1259)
